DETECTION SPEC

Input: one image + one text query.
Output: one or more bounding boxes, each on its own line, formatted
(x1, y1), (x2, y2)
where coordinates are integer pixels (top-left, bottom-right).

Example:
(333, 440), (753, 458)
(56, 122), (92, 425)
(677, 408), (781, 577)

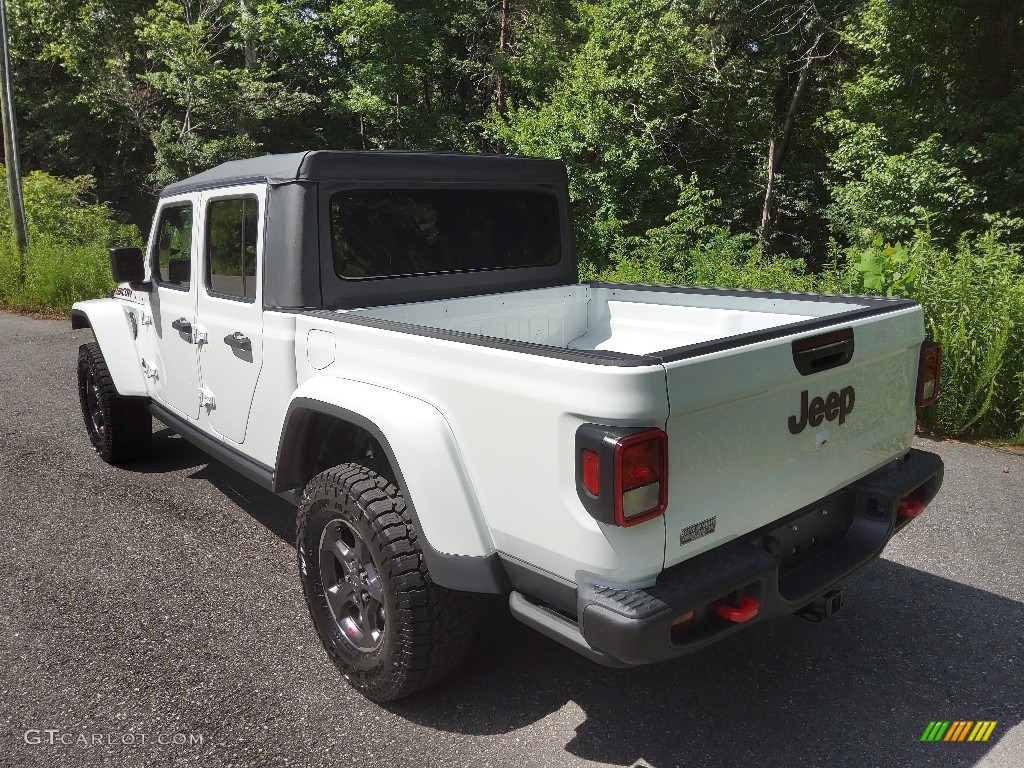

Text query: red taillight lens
(621, 439), (662, 490)
(581, 450), (600, 496)
(916, 341), (942, 407)
(613, 430), (668, 526)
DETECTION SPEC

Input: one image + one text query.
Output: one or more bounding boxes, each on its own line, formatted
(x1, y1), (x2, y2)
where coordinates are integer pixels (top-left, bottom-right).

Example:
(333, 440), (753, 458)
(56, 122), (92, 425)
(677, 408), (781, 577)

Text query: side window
(206, 196), (258, 301)
(153, 204), (194, 290)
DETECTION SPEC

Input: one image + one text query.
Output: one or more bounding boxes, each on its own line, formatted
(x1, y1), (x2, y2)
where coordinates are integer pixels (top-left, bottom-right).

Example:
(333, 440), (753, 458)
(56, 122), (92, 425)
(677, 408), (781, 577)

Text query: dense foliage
(0, 0), (1020, 438)
(0, 170), (139, 311)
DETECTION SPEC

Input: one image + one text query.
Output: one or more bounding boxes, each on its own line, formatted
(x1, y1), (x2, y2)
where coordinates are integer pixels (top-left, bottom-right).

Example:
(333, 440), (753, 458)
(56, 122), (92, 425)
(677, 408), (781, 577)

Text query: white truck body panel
(285, 376), (495, 558)
(290, 308), (672, 585)
(194, 185), (268, 444)
(658, 307), (921, 567)
(243, 311), (297, 465)
(71, 298), (149, 397)
(279, 283), (922, 584)
(143, 191), (202, 421)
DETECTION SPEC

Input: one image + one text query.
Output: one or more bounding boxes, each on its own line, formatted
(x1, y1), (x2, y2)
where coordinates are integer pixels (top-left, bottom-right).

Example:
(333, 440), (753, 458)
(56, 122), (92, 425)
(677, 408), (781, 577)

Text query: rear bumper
(511, 448), (943, 667)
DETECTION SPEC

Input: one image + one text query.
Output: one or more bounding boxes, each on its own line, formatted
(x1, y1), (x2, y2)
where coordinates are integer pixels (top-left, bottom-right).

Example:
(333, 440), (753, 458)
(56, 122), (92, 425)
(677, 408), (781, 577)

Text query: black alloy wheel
(319, 518), (386, 653)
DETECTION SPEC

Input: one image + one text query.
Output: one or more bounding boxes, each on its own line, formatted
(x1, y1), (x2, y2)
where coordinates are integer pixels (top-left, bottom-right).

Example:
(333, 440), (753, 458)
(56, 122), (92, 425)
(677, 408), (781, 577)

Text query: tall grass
(848, 233), (1024, 440)
(0, 237), (117, 312)
(0, 169), (139, 313)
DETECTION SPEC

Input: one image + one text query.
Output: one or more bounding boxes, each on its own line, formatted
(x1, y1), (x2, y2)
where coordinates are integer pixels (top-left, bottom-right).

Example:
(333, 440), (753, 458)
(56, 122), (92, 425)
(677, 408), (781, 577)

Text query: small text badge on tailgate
(680, 516), (716, 546)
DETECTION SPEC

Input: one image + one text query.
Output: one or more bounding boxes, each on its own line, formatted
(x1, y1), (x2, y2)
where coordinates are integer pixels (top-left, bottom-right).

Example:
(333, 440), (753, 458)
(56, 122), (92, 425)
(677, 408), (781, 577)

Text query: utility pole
(0, 0), (27, 274)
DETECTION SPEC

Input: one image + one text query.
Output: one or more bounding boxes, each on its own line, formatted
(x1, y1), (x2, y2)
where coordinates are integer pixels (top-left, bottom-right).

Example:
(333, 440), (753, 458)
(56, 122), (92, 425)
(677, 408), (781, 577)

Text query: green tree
(137, 0), (317, 186)
(821, 0), (1024, 246)
(487, 0), (708, 270)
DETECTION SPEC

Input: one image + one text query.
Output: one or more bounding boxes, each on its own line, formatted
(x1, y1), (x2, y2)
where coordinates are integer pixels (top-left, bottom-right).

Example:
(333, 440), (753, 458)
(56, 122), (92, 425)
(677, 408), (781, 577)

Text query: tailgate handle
(792, 329), (854, 376)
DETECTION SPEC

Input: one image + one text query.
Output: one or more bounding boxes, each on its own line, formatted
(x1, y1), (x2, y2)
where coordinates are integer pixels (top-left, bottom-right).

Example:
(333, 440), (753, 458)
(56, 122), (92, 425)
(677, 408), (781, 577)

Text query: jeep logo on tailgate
(788, 386), (855, 434)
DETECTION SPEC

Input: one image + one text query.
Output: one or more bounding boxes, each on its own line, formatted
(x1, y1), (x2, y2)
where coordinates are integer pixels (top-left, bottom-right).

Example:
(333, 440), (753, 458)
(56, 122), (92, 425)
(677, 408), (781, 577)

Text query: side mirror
(110, 247), (145, 284)
(168, 258), (190, 284)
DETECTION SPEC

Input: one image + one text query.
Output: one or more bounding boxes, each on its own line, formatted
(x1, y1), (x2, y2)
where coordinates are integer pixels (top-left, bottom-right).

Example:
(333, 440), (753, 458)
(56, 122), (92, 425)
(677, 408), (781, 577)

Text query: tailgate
(661, 305), (924, 568)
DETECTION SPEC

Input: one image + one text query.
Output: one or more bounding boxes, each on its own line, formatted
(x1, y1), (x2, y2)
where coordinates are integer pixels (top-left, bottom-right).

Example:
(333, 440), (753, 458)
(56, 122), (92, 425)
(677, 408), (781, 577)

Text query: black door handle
(224, 331), (251, 350)
(171, 317), (192, 335)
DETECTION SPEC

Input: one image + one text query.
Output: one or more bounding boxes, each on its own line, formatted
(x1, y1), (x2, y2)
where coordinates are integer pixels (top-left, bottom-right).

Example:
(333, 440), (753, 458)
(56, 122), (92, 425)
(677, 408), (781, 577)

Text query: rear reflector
(582, 450), (600, 496)
(672, 611), (695, 626)
(916, 341), (942, 407)
(614, 430), (668, 526)
(669, 611), (695, 643)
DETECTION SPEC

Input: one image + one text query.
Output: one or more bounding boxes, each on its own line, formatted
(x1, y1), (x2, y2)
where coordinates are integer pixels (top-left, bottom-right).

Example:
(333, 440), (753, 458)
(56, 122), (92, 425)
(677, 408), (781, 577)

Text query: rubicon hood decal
(788, 386), (855, 434)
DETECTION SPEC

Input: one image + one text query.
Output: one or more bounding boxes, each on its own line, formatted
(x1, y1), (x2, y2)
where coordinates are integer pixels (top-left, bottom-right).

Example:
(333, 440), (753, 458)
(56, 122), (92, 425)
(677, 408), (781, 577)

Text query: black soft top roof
(160, 150), (568, 197)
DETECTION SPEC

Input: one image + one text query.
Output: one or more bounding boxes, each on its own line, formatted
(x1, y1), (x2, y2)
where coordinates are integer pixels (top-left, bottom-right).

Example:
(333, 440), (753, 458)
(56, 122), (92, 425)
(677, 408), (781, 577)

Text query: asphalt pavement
(1, 309), (1021, 767)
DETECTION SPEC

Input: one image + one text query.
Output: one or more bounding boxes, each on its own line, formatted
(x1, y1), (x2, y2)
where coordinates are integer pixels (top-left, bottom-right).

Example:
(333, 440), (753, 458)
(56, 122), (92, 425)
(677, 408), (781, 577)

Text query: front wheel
(77, 342), (151, 464)
(297, 463), (479, 702)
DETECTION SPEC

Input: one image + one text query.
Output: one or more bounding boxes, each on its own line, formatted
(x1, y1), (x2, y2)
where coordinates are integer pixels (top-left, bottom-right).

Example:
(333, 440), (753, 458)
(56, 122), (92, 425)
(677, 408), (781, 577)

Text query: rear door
(195, 186), (265, 445)
(149, 198), (200, 419)
(660, 306), (925, 568)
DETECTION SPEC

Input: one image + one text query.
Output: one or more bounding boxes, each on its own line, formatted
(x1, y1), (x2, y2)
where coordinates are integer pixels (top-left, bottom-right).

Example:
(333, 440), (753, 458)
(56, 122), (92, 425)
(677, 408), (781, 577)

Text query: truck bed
(341, 283), (903, 359)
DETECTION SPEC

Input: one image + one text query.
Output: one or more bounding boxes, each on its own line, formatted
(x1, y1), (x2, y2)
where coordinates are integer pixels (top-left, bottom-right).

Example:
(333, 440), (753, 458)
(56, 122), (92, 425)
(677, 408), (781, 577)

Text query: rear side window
(329, 188), (562, 279)
(153, 204), (193, 289)
(206, 196), (258, 300)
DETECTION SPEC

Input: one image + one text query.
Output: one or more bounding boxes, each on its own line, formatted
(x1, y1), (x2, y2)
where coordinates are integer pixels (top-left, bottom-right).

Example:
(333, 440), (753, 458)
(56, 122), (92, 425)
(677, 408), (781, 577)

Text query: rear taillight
(575, 424), (669, 527)
(916, 341), (942, 407)
(614, 431), (668, 526)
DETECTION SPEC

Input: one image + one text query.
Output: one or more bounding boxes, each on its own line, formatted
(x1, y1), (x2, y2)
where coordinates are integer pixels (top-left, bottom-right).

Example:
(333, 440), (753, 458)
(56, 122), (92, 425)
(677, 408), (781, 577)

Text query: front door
(195, 187), (265, 445)
(149, 199), (200, 420)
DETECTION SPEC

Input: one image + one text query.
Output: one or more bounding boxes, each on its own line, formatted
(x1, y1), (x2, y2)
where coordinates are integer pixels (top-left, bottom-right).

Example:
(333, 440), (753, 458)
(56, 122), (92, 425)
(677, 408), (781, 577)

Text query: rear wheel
(77, 342), (151, 464)
(297, 463), (479, 702)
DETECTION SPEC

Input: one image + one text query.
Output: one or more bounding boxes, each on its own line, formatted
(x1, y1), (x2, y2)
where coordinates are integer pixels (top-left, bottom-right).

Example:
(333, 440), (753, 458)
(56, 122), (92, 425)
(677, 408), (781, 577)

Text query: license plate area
(756, 494), (855, 578)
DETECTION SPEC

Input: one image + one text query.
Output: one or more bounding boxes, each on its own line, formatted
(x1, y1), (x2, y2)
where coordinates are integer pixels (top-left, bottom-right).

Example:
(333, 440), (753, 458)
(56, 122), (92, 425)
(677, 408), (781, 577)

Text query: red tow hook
(897, 497), (927, 519)
(715, 595), (760, 623)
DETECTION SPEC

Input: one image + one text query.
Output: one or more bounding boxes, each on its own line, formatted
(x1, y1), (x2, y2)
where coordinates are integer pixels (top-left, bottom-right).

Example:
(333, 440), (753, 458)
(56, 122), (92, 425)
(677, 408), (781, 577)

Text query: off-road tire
(297, 463), (479, 702)
(77, 342), (151, 464)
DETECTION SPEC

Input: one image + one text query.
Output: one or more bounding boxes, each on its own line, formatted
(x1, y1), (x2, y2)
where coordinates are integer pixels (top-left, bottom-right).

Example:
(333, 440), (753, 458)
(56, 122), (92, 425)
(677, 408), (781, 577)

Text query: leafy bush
(841, 231), (1023, 439)
(596, 178), (856, 293)
(0, 169), (139, 313)
(602, 231), (820, 293)
(824, 128), (981, 246)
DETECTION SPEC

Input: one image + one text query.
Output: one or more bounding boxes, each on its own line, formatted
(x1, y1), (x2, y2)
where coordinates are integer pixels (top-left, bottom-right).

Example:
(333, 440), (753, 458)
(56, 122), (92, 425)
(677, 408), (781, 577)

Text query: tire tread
(77, 342), (151, 464)
(297, 463), (479, 701)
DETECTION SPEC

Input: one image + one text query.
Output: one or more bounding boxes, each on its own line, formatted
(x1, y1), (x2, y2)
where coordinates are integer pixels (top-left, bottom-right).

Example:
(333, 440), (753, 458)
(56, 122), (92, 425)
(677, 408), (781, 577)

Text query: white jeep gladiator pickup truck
(72, 151), (944, 701)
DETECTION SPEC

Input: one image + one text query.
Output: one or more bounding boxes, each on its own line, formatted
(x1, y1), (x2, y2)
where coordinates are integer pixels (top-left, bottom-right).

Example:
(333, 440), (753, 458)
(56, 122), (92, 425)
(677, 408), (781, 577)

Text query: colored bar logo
(921, 721), (998, 742)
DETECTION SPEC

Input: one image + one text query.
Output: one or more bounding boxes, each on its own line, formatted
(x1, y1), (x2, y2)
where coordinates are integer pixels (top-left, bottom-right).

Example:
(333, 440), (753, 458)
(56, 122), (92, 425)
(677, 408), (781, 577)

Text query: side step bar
(508, 591), (629, 668)
(149, 401), (302, 507)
